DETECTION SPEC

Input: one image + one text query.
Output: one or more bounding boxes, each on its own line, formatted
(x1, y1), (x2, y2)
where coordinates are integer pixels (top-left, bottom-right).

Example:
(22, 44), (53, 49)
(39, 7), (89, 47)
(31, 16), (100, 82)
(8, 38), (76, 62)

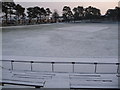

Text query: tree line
(2, 2), (120, 26)
(63, 6), (101, 22)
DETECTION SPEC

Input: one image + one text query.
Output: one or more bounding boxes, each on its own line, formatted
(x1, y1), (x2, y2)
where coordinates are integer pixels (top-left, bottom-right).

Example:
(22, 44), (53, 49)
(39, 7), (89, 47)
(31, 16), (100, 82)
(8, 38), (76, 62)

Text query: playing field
(2, 22), (118, 62)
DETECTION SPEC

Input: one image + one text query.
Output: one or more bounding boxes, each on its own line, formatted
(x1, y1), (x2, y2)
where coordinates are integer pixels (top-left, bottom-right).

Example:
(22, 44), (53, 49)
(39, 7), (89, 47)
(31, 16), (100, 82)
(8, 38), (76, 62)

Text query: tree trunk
(9, 8), (12, 24)
(5, 13), (8, 24)
(37, 17), (39, 24)
(40, 15), (41, 23)
(17, 15), (19, 25)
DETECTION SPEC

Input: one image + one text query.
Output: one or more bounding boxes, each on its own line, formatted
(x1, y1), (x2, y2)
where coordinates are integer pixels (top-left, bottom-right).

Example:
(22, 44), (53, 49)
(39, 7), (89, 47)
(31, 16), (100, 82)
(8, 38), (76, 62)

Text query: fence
(1, 60), (120, 74)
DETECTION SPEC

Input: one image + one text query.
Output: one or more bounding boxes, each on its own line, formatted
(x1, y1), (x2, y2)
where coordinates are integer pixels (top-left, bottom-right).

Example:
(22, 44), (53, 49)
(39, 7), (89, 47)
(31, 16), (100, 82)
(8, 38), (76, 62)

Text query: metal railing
(0, 60), (120, 74)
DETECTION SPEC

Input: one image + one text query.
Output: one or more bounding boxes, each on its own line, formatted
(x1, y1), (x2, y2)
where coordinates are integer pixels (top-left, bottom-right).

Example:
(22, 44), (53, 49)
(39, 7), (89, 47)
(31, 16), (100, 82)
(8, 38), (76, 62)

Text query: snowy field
(2, 22), (118, 62)
(1, 22), (119, 88)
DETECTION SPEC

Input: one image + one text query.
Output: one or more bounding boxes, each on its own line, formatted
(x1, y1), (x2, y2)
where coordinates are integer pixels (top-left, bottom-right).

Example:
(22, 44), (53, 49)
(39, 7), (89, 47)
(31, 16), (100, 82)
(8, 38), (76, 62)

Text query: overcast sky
(11, 0), (118, 15)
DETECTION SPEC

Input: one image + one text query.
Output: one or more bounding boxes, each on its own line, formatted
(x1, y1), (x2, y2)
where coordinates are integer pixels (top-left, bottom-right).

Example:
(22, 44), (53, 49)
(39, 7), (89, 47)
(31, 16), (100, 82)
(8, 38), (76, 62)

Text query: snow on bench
(0, 60), (119, 89)
(1, 79), (45, 88)
(1, 71), (49, 88)
(69, 74), (118, 89)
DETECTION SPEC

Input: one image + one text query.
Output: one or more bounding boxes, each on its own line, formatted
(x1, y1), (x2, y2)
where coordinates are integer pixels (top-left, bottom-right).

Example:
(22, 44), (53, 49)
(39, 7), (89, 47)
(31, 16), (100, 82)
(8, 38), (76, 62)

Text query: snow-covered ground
(1, 22), (119, 88)
(2, 22), (119, 73)
(2, 23), (118, 61)
(1, 69), (119, 88)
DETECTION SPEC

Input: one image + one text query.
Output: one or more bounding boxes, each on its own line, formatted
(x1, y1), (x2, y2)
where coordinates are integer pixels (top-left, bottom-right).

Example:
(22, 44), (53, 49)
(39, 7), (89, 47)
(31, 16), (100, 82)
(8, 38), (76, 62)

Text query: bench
(1, 70), (46, 88)
(69, 74), (118, 89)
(1, 79), (45, 88)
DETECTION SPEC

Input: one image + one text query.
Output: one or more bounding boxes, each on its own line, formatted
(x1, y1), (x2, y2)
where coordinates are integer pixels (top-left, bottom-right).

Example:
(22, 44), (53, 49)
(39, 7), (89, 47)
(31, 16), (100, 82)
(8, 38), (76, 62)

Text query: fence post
(11, 60), (14, 70)
(94, 62), (97, 73)
(31, 61), (33, 71)
(72, 62), (75, 73)
(52, 62), (54, 72)
(117, 63), (119, 74)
